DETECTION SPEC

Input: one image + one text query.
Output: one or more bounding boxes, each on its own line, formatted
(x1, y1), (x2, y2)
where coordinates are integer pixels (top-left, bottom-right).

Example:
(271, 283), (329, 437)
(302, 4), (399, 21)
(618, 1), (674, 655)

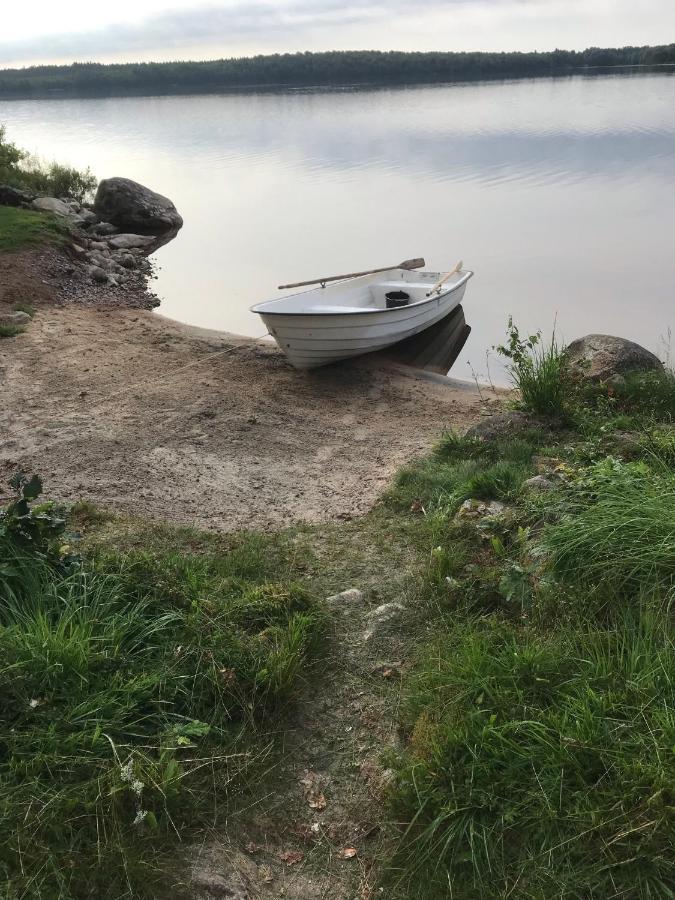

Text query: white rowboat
(251, 264), (474, 370)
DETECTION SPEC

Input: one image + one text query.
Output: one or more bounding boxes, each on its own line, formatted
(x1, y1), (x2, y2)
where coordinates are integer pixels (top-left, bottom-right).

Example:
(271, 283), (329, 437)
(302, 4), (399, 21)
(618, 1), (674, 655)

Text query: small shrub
(0, 124), (96, 202)
(496, 317), (571, 417)
(0, 324), (24, 338)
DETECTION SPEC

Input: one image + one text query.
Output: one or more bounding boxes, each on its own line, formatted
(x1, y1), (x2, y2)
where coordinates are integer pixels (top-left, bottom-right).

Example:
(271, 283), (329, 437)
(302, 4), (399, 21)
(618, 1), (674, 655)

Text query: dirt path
(0, 304), (486, 531)
(183, 523), (424, 900)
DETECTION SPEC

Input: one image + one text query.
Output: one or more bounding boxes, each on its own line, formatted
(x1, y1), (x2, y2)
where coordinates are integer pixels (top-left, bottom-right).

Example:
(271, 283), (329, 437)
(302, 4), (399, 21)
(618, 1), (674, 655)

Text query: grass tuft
(390, 615), (674, 899)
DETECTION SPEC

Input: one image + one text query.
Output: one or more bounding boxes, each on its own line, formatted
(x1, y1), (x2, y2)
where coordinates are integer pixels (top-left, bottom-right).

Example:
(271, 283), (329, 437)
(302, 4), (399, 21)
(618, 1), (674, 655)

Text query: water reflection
(1, 72), (673, 382)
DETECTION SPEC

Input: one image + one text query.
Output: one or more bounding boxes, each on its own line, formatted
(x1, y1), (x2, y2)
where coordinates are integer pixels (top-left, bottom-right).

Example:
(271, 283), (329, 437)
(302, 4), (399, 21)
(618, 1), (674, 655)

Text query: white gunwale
(251, 269), (473, 316)
(251, 265), (475, 369)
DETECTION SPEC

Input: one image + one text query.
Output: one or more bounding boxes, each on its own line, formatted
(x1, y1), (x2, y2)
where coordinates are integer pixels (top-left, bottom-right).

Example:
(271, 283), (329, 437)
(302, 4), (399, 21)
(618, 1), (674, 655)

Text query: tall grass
(0, 525), (323, 896)
(496, 317), (571, 417)
(544, 465), (675, 599)
(390, 615), (674, 899)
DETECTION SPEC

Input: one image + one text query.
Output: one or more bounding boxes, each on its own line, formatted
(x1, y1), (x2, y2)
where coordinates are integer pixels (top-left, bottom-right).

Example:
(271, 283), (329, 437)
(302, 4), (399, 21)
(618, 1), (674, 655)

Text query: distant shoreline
(0, 46), (673, 101)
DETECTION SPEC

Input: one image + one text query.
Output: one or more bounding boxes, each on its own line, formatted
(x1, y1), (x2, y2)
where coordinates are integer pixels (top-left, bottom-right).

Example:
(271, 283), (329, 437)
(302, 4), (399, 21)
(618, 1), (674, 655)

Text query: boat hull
(259, 282), (469, 369)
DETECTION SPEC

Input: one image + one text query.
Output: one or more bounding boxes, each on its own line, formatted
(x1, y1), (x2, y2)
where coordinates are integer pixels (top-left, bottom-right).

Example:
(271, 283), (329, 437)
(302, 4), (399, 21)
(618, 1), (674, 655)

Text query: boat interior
(252, 268), (472, 315)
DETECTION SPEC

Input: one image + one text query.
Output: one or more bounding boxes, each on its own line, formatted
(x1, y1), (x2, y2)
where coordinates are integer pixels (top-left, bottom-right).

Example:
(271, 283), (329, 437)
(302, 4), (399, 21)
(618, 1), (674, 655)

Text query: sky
(1, 0), (674, 68)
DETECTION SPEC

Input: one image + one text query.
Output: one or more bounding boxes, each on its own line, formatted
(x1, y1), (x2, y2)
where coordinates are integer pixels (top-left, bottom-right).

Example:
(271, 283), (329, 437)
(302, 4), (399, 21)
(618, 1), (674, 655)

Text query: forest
(0, 45), (674, 98)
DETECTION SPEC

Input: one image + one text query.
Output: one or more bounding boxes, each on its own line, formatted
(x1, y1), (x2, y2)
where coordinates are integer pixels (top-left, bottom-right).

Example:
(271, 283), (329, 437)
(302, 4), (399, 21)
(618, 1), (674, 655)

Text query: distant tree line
(0, 46), (674, 98)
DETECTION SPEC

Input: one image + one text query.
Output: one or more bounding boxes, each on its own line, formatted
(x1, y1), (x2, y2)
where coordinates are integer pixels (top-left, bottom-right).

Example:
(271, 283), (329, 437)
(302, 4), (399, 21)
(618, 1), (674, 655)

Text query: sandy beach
(0, 248), (488, 529)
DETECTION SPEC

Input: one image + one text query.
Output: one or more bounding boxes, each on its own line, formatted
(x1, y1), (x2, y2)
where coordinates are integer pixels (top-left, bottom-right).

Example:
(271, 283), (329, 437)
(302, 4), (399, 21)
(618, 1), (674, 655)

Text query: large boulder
(0, 184), (35, 206)
(94, 177), (183, 239)
(565, 334), (663, 382)
(31, 197), (71, 216)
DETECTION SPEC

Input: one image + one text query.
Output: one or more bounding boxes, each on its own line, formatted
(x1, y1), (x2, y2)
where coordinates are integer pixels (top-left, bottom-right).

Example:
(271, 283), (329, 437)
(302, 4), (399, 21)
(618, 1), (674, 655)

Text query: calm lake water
(2, 73), (674, 381)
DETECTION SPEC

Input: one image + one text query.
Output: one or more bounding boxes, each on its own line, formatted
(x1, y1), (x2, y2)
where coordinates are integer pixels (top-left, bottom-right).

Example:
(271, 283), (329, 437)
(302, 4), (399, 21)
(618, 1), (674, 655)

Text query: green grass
(389, 431), (541, 513)
(389, 615), (674, 899)
(0, 205), (65, 251)
(543, 464), (675, 600)
(496, 319), (572, 417)
(0, 500), (324, 897)
(381, 387), (675, 897)
(0, 324), (25, 338)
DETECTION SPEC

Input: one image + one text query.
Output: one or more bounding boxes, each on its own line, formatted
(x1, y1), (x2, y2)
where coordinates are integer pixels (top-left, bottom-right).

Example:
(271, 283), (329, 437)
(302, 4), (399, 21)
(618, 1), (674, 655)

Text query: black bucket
(385, 290), (410, 309)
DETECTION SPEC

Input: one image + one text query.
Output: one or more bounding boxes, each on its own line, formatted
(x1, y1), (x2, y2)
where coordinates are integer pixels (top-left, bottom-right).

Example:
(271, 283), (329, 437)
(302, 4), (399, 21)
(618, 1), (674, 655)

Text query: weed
(496, 317), (572, 417)
(0, 324), (24, 338)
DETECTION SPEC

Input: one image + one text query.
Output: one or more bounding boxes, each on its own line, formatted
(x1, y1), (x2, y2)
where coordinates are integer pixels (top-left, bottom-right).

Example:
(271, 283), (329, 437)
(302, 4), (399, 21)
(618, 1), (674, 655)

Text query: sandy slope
(0, 258), (487, 530)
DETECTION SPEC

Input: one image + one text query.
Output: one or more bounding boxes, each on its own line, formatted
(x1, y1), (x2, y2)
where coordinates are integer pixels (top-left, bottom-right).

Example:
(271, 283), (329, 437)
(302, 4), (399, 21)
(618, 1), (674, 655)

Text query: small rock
(90, 222), (118, 236)
(31, 196), (71, 217)
(464, 411), (535, 442)
(363, 602), (405, 642)
(188, 847), (256, 900)
(107, 233), (154, 251)
(88, 266), (108, 283)
(89, 240), (109, 252)
(78, 208), (98, 224)
(0, 310), (30, 327)
(523, 475), (556, 492)
(455, 498), (506, 521)
(326, 588), (364, 605)
(70, 243), (88, 260)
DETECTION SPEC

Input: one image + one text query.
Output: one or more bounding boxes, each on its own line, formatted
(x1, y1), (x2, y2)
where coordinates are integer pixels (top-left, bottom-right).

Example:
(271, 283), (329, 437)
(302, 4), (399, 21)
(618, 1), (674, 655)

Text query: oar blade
(399, 257), (425, 270)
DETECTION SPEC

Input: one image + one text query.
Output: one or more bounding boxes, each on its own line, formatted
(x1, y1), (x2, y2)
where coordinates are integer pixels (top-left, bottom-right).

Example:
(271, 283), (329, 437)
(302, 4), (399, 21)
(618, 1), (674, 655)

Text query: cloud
(0, 0), (673, 67)
(0, 0), (534, 65)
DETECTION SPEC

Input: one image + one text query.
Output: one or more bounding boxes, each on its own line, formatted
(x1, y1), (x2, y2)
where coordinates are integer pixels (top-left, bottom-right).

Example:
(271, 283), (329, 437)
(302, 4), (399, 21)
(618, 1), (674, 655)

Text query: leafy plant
(496, 317), (571, 417)
(0, 473), (65, 553)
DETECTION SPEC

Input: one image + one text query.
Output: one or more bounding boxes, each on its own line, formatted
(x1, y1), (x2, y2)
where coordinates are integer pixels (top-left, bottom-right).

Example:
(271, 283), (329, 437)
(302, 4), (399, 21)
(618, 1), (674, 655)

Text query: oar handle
(427, 261), (463, 296)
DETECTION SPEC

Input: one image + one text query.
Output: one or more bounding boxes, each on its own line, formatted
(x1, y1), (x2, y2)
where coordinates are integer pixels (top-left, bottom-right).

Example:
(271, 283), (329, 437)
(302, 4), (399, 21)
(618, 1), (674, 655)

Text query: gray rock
(88, 266), (108, 283)
(70, 243), (88, 260)
(90, 222), (118, 236)
(78, 208), (98, 224)
(0, 310), (30, 327)
(326, 588), (364, 605)
(31, 196), (71, 217)
(363, 602), (405, 642)
(94, 176), (183, 236)
(455, 498), (507, 521)
(188, 847), (256, 900)
(107, 233), (154, 251)
(0, 184), (35, 206)
(523, 475), (556, 492)
(89, 240), (109, 252)
(115, 252), (138, 269)
(464, 411), (535, 442)
(565, 334), (663, 383)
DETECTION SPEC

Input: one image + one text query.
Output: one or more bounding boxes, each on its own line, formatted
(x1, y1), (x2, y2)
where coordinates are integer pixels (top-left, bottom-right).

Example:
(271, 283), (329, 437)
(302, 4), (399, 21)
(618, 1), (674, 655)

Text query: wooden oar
(278, 257), (425, 290)
(426, 260), (463, 296)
